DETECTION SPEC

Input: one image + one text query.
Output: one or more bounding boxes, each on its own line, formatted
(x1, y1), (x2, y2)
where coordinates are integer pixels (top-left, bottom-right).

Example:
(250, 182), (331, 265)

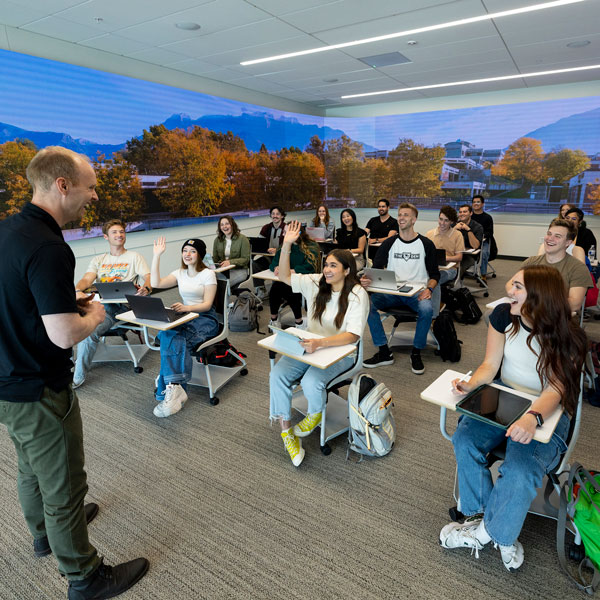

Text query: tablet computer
(269, 325), (306, 357)
(456, 385), (532, 429)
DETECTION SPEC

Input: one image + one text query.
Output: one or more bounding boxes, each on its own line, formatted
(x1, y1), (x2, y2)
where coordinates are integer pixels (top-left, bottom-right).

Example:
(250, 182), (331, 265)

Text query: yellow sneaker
(293, 412), (322, 438)
(281, 429), (305, 467)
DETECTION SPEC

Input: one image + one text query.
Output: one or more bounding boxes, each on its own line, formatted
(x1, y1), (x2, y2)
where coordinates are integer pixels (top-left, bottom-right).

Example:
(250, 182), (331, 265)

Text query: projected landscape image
(1, 48), (599, 238)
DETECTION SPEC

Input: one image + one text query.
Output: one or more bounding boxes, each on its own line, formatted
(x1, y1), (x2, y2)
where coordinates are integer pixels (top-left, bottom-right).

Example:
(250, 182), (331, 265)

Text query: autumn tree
(305, 135), (325, 163)
(223, 151), (269, 211)
(0, 140), (37, 219)
(322, 135), (364, 199)
(209, 130), (247, 153)
(350, 159), (391, 207)
(543, 148), (590, 185)
(123, 124), (169, 174)
(388, 138), (445, 198)
(492, 137), (544, 185)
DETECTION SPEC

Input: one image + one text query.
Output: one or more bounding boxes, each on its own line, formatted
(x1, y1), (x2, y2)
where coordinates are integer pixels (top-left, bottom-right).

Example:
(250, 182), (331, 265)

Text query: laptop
(95, 281), (138, 301)
(318, 241), (337, 255)
(363, 268), (413, 294)
(269, 325), (306, 357)
(249, 236), (269, 253)
(456, 384), (532, 430)
(305, 226), (326, 242)
(435, 248), (448, 266)
(125, 294), (186, 323)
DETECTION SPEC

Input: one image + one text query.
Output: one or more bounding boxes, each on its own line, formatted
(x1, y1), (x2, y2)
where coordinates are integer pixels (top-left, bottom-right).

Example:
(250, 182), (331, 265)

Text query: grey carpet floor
(0, 259), (598, 599)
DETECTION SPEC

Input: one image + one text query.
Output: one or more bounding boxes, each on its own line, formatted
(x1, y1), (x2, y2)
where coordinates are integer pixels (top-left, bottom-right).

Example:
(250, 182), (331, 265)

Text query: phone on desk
(397, 284), (413, 293)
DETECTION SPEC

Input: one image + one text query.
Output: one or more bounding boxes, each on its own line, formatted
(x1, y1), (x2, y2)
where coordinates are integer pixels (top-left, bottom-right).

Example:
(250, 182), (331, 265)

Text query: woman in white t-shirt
(440, 265), (586, 572)
(151, 237), (219, 418)
(270, 221), (369, 466)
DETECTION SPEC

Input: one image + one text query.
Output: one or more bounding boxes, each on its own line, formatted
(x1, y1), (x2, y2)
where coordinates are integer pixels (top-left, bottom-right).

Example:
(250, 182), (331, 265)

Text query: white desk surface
(486, 297), (511, 310)
(213, 264), (236, 273)
(420, 369), (562, 444)
(440, 262), (456, 271)
(258, 327), (356, 369)
(252, 269), (280, 282)
(365, 282), (423, 297)
(116, 310), (198, 331)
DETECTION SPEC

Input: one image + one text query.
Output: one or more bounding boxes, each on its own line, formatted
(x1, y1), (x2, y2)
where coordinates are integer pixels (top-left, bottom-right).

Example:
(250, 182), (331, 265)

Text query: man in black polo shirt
(456, 204), (484, 278)
(471, 195), (494, 282)
(0, 146), (148, 599)
(364, 198), (399, 261)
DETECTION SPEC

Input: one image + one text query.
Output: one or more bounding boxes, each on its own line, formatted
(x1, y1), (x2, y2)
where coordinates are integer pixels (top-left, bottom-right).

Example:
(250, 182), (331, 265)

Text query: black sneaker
(68, 558), (149, 600)
(410, 351), (425, 374)
(34, 502), (99, 558)
(363, 351), (394, 368)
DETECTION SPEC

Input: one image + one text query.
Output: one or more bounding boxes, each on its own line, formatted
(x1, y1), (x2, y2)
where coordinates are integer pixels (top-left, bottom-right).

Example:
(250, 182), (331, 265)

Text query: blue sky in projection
(1, 48), (599, 151)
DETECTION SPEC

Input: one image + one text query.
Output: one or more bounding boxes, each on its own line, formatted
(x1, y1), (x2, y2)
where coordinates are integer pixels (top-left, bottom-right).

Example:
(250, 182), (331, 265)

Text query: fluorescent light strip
(340, 64), (600, 99)
(240, 0), (585, 66)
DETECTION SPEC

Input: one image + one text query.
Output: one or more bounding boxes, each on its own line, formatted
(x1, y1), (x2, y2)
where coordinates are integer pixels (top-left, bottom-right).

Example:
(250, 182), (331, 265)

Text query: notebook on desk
(125, 294), (186, 323)
(95, 281), (138, 301)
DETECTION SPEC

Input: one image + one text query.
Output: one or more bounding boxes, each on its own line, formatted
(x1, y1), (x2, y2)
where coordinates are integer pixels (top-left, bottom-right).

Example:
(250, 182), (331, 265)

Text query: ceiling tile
(21, 15), (106, 42)
(246, 0), (340, 16)
(0, 1), (57, 28)
(79, 33), (149, 55)
(125, 46), (189, 66)
(510, 35), (600, 70)
(165, 57), (224, 76)
(17, 0), (89, 12)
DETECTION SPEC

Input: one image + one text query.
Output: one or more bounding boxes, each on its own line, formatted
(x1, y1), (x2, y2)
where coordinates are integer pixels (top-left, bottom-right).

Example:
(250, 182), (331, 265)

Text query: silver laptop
(363, 268), (406, 292)
(305, 226), (326, 241)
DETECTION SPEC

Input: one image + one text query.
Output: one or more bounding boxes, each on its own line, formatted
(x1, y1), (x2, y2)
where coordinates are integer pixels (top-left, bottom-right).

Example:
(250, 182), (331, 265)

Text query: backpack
(449, 287), (482, 325)
(557, 462), (600, 594)
(200, 340), (246, 368)
(228, 291), (260, 333)
(347, 373), (396, 459)
(433, 309), (462, 362)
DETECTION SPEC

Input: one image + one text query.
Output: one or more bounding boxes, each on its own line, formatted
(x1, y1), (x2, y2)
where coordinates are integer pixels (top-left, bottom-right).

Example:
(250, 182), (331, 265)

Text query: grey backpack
(347, 373), (396, 459)
(228, 290), (260, 333)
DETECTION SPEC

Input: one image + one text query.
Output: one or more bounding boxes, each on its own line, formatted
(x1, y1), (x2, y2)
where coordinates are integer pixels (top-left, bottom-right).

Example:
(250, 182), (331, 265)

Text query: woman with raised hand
(151, 237), (219, 418)
(269, 221), (370, 467)
(335, 208), (367, 270)
(440, 265), (586, 572)
(311, 204), (335, 241)
(212, 215), (250, 289)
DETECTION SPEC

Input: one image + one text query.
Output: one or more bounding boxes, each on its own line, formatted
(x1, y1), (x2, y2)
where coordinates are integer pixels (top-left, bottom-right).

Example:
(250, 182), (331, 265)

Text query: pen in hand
(452, 370), (472, 393)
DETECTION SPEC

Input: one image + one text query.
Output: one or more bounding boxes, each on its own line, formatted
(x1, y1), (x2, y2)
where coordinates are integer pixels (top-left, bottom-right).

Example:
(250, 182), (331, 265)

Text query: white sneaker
(269, 318), (280, 329)
(153, 384), (187, 418)
(72, 377), (85, 390)
(439, 516), (485, 558)
(497, 540), (524, 572)
(295, 318), (307, 331)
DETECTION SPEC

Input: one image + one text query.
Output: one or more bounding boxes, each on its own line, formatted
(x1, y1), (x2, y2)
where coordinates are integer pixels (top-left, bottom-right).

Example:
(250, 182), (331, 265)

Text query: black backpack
(200, 340), (246, 368)
(433, 309), (462, 362)
(446, 287), (482, 325)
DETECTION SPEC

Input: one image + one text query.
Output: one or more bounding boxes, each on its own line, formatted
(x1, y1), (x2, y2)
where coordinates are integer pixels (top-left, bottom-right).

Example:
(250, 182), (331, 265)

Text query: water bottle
(588, 245), (596, 263)
(204, 253), (215, 269)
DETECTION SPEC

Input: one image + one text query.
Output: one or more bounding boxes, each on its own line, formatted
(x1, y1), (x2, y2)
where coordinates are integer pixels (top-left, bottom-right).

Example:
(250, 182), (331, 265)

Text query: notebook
(125, 294), (186, 323)
(269, 325), (307, 357)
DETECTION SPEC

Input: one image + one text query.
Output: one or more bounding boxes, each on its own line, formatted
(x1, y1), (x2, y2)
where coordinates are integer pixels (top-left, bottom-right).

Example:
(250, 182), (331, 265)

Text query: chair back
(214, 278), (230, 336)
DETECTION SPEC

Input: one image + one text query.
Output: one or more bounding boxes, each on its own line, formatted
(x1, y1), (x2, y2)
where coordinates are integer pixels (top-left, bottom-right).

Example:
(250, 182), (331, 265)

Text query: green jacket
(212, 234), (250, 268)
(270, 241), (320, 274)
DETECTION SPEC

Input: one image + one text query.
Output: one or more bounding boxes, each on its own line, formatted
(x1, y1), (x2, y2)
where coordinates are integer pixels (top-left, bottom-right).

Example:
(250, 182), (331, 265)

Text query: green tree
(0, 140), (37, 219)
(322, 135), (365, 199)
(350, 159), (392, 207)
(208, 130), (247, 153)
(543, 148), (590, 184)
(492, 137), (544, 184)
(305, 135), (325, 163)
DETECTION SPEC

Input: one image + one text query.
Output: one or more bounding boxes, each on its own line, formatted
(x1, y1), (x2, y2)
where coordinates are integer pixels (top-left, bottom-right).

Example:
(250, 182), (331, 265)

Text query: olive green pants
(0, 386), (100, 580)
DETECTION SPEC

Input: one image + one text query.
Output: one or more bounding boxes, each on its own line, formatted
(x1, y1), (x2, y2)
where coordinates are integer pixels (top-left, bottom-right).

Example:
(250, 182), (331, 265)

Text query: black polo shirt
(0, 203), (78, 401)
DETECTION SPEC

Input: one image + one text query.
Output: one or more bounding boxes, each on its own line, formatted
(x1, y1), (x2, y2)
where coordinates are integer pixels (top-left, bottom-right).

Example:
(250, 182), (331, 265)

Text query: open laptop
(363, 268), (413, 294)
(305, 226), (326, 242)
(269, 324), (306, 357)
(95, 281), (138, 301)
(249, 236), (269, 253)
(435, 248), (448, 266)
(125, 294), (186, 323)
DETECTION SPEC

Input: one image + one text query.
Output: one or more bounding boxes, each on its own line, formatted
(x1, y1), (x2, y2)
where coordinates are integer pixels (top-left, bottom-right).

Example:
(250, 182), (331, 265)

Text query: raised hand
(282, 220), (301, 246)
(153, 236), (167, 256)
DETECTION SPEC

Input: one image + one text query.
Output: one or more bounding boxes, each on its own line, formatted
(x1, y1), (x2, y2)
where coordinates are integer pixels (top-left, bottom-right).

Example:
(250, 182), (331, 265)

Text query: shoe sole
(363, 359), (394, 368)
(293, 425), (320, 438)
(291, 448), (305, 467)
(96, 560), (150, 600)
(411, 366), (425, 374)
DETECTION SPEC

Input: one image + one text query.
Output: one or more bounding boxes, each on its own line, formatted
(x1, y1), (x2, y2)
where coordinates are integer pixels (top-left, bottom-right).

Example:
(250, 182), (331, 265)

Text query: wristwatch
(427, 286), (434, 294)
(526, 410), (544, 428)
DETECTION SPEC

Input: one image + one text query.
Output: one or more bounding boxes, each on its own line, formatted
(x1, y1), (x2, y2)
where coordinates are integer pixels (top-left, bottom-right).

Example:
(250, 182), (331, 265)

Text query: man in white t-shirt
(361, 203), (440, 374)
(73, 219), (151, 387)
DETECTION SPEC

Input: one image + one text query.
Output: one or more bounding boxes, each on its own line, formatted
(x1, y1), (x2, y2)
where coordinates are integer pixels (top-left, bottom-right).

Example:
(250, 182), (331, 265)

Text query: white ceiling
(0, 0), (599, 115)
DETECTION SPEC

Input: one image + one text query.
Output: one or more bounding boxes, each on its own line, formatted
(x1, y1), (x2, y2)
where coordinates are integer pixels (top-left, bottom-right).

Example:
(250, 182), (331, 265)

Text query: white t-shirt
(170, 268), (217, 307)
(87, 250), (149, 285)
(385, 237), (430, 286)
(291, 273), (369, 338)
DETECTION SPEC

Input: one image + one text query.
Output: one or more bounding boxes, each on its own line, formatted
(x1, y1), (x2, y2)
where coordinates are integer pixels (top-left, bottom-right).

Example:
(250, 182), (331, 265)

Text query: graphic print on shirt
(98, 262), (130, 282)
(393, 251), (420, 261)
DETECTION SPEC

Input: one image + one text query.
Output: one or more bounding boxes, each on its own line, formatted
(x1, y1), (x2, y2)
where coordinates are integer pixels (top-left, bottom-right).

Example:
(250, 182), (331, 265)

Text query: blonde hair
(26, 146), (90, 193)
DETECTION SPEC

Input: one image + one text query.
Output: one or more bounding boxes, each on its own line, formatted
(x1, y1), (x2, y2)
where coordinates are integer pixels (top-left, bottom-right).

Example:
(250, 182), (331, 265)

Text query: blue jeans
(431, 269), (457, 317)
(452, 411), (569, 546)
(480, 240), (490, 276)
(269, 354), (355, 421)
(367, 292), (433, 349)
(74, 303), (124, 382)
(155, 310), (220, 401)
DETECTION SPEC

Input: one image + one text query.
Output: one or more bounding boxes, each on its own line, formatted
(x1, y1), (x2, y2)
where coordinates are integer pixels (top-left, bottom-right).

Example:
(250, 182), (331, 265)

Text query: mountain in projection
(0, 122), (123, 157)
(523, 106), (600, 154)
(161, 112), (378, 152)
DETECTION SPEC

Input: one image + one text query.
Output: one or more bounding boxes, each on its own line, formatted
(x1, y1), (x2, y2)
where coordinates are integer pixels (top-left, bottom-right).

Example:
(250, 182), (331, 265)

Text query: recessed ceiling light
(407, 40), (418, 46)
(175, 22), (201, 31)
(567, 40), (591, 47)
(240, 0), (585, 66)
(340, 63), (600, 99)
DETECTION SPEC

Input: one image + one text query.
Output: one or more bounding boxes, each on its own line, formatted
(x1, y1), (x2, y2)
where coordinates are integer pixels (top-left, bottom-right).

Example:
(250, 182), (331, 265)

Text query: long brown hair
(509, 265), (587, 414)
(312, 250), (361, 329)
(297, 230), (321, 273)
(216, 215), (241, 240)
(312, 204), (330, 227)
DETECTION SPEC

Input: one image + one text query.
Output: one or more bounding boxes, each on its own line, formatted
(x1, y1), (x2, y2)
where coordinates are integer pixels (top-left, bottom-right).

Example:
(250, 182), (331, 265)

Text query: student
(73, 219), (151, 388)
(336, 208), (367, 270)
(151, 237), (219, 418)
(212, 215), (250, 289)
(362, 202), (439, 374)
(564, 207), (597, 256)
(311, 204), (335, 241)
(364, 198), (399, 260)
(559, 203), (575, 218)
(440, 265), (586, 572)
(269, 221), (369, 466)
(455, 204), (484, 278)
(268, 226), (320, 328)
(253, 206), (287, 298)
(471, 195), (494, 281)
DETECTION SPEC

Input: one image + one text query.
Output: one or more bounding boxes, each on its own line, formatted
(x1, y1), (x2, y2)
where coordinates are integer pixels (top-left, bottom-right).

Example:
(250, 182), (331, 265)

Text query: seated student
(537, 236), (586, 264)
(471, 195), (494, 282)
(559, 203), (575, 219)
(362, 202), (439, 375)
(426, 205), (464, 314)
(440, 265), (586, 572)
(310, 204), (335, 241)
(523, 218), (590, 312)
(336, 208), (367, 270)
(253, 206), (286, 272)
(269, 227), (320, 329)
(564, 207), (597, 257)
(212, 215), (250, 289)
(151, 237), (219, 418)
(73, 219), (151, 388)
(455, 204), (484, 277)
(269, 221), (369, 466)
(364, 198), (399, 261)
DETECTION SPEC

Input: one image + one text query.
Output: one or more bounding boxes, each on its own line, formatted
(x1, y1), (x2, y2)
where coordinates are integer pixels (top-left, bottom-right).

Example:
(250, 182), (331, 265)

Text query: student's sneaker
(72, 377), (85, 390)
(497, 540), (524, 572)
(439, 516), (486, 558)
(281, 429), (305, 467)
(363, 350), (394, 368)
(269, 318), (280, 329)
(293, 412), (322, 438)
(153, 384), (187, 418)
(410, 351), (425, 375)
(295, 318), (307, 331)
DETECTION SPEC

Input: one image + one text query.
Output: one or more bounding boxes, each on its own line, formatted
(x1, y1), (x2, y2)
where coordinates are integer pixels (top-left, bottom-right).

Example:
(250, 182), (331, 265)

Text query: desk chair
(460, 250), (489, 297)
(382, 306), (439, 352)
(188, 279), (248, 405)
(91, 323), (150, 374)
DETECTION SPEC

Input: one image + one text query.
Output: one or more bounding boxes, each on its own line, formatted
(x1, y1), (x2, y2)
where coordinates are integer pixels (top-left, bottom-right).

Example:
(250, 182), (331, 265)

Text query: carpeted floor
(0, 259), (597, 599)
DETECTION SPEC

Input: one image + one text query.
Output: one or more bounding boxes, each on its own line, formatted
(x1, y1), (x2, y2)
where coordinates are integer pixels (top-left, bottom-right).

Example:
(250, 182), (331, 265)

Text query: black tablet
(456, 385), (532, 429)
